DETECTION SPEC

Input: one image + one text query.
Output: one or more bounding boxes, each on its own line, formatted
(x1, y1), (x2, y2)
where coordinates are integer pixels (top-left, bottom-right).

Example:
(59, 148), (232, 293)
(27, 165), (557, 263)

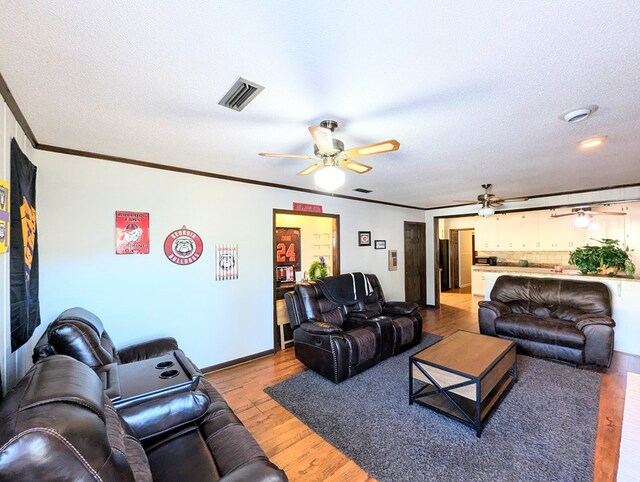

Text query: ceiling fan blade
(503, 196), (530, 202)
(308, 126), (334, 153)
(452, 201), (481, 206)
(258, 153), (317, 159)
(549, 213), (576, 218)
(339, 159), (372, 174)
(343, 139), (400, 158)
(592, 211), (627, 216)
(297, 162), (324, 176)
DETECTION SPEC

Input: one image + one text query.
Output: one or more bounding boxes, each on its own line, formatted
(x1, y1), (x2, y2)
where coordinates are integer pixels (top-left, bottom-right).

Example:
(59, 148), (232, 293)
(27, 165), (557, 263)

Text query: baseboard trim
(201, 349), (275, 374)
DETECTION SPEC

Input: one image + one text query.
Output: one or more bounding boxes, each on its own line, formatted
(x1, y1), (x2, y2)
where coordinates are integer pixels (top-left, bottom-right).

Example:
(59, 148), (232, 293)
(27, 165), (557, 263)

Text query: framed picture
(276, 265), (295, 283)
(358, 231), (371, 246)
(374, 240), (386, 249)
(388, 249), (398, 271)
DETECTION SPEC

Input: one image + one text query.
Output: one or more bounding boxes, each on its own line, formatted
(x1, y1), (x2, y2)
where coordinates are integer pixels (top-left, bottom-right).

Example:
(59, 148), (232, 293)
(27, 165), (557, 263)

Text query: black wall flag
(10, 139), (40, 352)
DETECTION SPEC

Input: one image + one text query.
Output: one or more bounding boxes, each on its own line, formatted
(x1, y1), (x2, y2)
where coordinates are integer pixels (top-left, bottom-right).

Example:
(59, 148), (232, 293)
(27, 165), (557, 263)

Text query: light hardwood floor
(206, 288), (639, 482)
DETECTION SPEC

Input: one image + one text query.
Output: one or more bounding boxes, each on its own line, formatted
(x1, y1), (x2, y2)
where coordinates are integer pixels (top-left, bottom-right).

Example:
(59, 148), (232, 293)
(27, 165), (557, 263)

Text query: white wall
(425, 186), (640, 305)
(32, 150), (424, 374)
(1, 101), (45, 393)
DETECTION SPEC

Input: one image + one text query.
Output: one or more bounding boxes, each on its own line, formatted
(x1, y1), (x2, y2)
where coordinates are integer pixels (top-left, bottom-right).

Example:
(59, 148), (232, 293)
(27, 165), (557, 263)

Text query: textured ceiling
(1, 1), (640, 208)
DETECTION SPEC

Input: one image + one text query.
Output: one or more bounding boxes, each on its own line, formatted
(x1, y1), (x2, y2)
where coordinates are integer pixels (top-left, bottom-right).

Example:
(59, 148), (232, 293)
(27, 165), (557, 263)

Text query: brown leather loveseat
(478, 275), (615, 367)
(285, 272), (423, 382)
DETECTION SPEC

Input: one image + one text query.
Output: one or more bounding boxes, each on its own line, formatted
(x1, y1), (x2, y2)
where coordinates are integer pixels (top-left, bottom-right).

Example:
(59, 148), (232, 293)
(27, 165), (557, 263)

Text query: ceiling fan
(550, 206), (626, 227)
(258, 120), (400, 191)
(453, 184), (529, 217)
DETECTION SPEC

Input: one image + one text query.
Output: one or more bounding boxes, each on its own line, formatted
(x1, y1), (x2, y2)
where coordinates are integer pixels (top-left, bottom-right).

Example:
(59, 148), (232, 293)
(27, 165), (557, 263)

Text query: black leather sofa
(0, 355), (287, 481)
(478, 275), (615, 367)
(285, 273), (423, 382)
(0, 307), (288, 481)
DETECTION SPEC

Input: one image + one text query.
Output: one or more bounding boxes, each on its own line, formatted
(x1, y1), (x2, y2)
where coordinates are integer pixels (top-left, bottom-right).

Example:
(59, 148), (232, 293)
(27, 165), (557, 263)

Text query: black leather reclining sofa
(285, 273), (423, 383)
(0, 308), (288, 482)
(478, 275), (615, 367)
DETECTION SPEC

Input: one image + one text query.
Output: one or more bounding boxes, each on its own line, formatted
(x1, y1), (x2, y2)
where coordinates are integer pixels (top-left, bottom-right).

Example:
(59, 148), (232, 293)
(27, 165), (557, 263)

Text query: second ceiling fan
(258, 120), (400, 190)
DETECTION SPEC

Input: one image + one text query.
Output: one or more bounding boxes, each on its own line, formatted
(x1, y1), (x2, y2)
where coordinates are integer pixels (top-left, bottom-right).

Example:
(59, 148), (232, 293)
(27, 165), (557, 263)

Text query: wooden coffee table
(409, 330), (517, 437)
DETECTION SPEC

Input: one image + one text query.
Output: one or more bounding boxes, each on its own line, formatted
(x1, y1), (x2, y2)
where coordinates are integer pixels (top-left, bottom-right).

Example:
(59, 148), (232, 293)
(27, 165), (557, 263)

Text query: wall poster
(116, 211), (150, 254)
(0, 179), (9, 253)
(164, 227), (203, 265)
(216, 244), (238, 280)
(275, 227), (301, 271)
(10, 139), (40, 352)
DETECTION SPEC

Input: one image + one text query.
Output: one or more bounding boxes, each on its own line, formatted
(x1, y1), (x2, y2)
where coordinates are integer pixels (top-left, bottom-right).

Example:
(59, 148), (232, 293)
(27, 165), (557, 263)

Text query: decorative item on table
(388, 250), (398, 271)
(164, 226), (203, 265)
(518, 259), (528, 267)
(308, 256), (328, 280)
(276, 265), (295, 284)
(358, 231), (371, 246)
(116, 211), (149, 255)
(216, 244), (238, 280)
(374, 240), (386, 249)
(568, 238), (635, 276)
(0, 179), (9, 253)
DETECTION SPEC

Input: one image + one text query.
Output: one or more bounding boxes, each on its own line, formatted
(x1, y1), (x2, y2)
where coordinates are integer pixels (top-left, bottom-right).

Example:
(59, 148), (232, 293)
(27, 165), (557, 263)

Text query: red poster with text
(116, 211), (150, 254)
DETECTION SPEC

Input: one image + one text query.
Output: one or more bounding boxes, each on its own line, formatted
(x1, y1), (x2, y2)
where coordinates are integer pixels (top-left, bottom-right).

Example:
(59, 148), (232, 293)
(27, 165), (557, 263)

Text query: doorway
(404, 221), (426, 306)
(448, 228), (474, 289)
(272, 210), (340, 350)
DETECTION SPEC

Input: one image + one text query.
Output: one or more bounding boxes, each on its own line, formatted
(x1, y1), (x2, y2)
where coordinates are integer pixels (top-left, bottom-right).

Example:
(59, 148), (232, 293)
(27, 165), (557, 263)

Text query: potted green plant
(568, 245), (601, 274)
(308, 256), (328, 280)
(569, 238), (635, 276)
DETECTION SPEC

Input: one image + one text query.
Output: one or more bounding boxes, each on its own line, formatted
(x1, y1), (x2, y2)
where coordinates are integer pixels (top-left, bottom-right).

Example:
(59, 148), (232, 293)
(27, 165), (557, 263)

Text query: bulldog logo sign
(164, 227), (203, 265)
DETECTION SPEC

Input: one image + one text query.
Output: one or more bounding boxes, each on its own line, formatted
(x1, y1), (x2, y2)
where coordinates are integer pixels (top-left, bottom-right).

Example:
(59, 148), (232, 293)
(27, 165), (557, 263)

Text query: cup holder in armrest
(155, 360), (175, 369)
(159, 369), (179, 379)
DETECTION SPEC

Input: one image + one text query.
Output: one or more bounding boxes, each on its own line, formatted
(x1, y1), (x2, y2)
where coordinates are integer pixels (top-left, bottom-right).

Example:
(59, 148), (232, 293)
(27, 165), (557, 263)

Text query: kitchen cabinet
(472, 270), (486, 297)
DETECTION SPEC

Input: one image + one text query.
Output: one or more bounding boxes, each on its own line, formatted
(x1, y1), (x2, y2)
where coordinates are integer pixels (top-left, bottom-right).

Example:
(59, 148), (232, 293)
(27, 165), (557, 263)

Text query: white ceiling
(1, 1), (640, 209)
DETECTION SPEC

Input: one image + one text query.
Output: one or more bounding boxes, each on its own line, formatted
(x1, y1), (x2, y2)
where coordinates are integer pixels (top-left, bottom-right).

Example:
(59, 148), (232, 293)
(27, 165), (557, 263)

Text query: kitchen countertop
(472, 265), (639, 282)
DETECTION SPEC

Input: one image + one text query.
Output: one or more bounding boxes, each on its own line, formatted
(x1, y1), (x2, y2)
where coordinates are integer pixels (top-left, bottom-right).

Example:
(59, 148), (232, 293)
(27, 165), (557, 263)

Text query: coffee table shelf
(409, 331), (517, 437)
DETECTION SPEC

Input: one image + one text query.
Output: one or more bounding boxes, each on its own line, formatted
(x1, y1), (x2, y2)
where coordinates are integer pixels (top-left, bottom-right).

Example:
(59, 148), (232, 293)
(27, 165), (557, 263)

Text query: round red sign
(163, 228), (203, 265)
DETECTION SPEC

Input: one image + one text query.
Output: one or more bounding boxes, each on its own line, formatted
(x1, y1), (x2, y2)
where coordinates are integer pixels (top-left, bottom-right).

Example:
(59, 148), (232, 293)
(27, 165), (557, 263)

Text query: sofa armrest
(575, 314), (616, 331)
(119, 388), (210, 440)
(117, 337), (179, 364)
(478, 300), (511, 337)
(300, 321), (343, 335)
(381, 301), (419, 316)
(478, 300), (511, 317)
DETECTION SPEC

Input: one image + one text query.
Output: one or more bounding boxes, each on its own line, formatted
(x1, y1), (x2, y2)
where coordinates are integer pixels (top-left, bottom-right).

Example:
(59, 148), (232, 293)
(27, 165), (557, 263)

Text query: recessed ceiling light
(577, 135), (607, 151)
(559, 105), (598, 123)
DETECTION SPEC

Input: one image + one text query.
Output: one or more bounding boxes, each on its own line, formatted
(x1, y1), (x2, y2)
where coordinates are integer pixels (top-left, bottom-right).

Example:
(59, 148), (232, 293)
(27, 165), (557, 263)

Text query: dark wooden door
(450, 229), (460, 289)
(404, 222), (426, 305)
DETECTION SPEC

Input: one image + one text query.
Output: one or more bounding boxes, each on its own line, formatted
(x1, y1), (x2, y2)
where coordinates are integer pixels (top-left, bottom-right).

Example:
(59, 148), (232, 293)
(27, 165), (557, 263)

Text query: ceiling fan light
(314, 166), (345, 191)
(478, 206), (495, 217)
(577, 135), (607, 151)
(574, 215), (590, 227)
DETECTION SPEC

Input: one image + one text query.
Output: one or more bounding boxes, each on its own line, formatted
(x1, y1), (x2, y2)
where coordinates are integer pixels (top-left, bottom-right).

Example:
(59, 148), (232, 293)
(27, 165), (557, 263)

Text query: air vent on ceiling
(353, 188), (373, 193)
(219, 77), (265, 112)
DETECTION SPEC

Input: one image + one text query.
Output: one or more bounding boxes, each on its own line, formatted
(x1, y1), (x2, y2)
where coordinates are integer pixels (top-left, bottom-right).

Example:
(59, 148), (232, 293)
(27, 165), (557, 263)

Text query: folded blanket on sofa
(317, 272), (373, 305)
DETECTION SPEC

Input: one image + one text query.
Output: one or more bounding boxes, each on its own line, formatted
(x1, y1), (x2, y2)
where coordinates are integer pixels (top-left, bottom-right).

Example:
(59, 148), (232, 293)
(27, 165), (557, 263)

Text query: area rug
(265, 334), (601, 482)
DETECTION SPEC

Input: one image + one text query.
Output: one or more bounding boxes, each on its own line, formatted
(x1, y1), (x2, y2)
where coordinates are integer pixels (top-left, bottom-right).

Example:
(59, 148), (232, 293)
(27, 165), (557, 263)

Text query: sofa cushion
(392, 316), (415, 346)
(550, 305), (585, 323)
(506, 300), (551, 317)
(344, 327), (378, 366)
(495, 315), (585, 349)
